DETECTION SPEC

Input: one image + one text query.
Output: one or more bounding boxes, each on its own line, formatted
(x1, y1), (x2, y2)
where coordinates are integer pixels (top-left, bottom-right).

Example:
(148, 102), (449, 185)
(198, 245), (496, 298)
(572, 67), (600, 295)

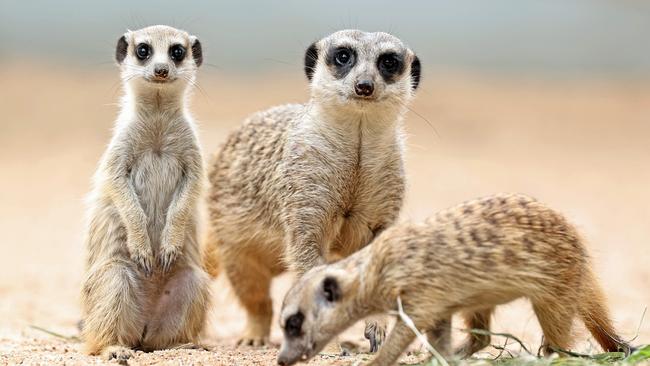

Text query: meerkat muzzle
(153, 64), (169, 80)
(354, 79), (374, 97)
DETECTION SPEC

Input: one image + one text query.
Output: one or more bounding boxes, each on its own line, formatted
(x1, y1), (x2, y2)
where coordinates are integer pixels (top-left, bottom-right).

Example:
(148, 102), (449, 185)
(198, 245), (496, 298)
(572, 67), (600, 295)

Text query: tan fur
(80, 25), (210, 359)
(204, 30), (421, 346)
(277, 193), (630, 366)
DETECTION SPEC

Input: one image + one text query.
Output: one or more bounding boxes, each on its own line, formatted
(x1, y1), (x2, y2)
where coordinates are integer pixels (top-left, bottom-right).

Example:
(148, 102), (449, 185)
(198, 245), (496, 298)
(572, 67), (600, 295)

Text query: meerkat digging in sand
(278, 194), (630, 366)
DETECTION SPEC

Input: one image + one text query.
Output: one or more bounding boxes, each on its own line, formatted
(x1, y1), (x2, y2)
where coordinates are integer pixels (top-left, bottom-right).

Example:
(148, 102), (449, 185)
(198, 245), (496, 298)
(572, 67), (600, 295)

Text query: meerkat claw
(131, 250), (153, 277)
(237, 337), (268, 348)
(102, 345), (134, 362)
(158, 246), (179, 273)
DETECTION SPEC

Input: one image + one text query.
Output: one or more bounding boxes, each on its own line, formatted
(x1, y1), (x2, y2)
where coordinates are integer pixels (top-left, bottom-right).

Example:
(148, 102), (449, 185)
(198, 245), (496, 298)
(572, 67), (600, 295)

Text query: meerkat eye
(285, 312), (304, 337)
(334, 48), (352, 66)
(322, 276), (341, 302)
(378, 53), (401, 74)
(169, 44), (186, 62)
(135, 43), (151, 60)
(381, 56), (397, 69)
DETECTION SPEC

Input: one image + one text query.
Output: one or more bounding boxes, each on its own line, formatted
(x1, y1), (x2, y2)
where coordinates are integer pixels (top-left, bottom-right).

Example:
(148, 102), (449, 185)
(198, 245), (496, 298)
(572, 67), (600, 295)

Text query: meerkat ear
(410, 55), (421, 90)
(322, 276), (341, 302)
(191, 36), (203, 67)
(115, 35), (128, 64)
(304, 42), (318, 81)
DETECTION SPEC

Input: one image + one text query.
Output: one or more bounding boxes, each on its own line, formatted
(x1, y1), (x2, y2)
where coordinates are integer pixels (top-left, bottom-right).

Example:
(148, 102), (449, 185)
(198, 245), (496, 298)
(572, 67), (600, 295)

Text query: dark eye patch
(169, 44), (186, 64)
(135, 43), (152, 62)
(322, 276), (341, 302)
(377, 52), (405, 84)
(326, 46), (357, 79)
(285, 311), (304, 338)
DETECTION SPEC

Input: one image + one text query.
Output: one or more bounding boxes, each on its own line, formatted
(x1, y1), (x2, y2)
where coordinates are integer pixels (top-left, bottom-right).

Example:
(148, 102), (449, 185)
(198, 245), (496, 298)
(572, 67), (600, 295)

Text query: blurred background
(1, 0), (649, 363)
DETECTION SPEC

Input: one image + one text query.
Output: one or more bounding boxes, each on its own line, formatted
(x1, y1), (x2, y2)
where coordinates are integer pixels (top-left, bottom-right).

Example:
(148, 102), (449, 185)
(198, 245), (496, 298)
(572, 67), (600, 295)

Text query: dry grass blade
(547, 345), (626, 362)
(463, 328), (533, 355)
(389, 296), (450, 366)
(628, 306), (647, 343)
(29, 325), (80, 342)
(492, 337), (512, 360)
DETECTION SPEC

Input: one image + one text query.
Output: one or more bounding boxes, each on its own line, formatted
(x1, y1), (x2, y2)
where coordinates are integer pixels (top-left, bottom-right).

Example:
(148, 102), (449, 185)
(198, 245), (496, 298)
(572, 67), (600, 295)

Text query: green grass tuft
(414, 345), (650, 366)
(625, 345), (650, 364)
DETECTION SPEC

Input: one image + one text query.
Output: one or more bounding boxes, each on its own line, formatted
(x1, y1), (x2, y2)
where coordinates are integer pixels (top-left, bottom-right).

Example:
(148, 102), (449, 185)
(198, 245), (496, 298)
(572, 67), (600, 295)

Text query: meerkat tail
(579, 269), (629, 353)
(203, 229), (221, 278)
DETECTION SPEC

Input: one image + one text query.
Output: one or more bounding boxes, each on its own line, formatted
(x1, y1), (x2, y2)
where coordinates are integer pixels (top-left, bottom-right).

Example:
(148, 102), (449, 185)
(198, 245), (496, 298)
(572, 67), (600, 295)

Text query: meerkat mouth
(145, 77), (177, 84)
(351, 96), (377, 101)
(343, 92), (378, 102)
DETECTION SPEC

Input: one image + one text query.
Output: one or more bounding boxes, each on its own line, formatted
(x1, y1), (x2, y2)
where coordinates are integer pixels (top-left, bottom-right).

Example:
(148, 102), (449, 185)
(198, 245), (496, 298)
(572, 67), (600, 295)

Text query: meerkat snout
(115, 25), (202, 87)
(153, 63), (169, 79)
(354, 79), (374, 97)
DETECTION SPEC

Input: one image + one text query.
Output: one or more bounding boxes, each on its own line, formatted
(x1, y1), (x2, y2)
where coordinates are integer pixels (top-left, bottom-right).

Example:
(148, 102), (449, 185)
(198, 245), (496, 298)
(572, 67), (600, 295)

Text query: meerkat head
(303, 29), (421, 116)
(277, 265), (363, 366)
(114, 25), (202, 94)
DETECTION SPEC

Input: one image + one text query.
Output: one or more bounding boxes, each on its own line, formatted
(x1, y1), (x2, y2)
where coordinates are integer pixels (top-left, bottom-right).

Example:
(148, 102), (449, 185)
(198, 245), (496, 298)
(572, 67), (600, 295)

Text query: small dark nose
(277, 358), (287, 366)
(154, 65), (169, 78)
(354, 80), (374, 97)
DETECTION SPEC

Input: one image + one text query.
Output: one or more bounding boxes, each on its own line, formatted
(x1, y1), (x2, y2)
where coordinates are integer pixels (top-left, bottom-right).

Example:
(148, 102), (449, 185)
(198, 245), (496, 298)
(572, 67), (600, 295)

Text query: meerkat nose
(354, 80), (374, 97)
(154, 64), (169, 79)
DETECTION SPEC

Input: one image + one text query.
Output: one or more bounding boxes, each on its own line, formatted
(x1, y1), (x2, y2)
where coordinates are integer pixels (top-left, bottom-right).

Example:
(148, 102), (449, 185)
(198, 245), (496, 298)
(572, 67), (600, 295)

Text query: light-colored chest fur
(116, 112), (197, 246)
(285, 110), (405, 258)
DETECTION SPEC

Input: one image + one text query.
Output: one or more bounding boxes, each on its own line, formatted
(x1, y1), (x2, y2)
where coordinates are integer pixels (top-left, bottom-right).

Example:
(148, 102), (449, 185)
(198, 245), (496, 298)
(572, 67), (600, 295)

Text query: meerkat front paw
(237, 336), (270, 347)
(364, 319), (387, 353)
(157, 244), (180, 273)
(129, 243), (154, 277)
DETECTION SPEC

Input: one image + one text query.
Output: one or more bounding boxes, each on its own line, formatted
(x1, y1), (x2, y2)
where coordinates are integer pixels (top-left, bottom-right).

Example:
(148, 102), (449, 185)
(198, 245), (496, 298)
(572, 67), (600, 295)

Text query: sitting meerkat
(277, 193), (631, 366)
(80, 25), (210, 360)
(203, 29), (421, 348)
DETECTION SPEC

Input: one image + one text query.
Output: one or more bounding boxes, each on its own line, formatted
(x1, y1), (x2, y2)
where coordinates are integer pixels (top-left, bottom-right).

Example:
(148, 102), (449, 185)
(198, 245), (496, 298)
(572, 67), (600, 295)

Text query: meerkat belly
(328, 163), (402, 259)
(329, 193), (389, 259)
(130, 151), (184, 249)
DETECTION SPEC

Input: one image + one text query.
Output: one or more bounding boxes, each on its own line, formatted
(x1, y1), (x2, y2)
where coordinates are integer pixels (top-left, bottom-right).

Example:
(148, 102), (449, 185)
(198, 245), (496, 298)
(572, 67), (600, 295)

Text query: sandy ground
(0, 62), (649, 365)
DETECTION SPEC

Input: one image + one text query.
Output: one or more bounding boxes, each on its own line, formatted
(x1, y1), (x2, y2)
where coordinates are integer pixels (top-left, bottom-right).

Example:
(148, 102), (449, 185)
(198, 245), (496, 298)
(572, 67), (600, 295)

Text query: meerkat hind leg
(532, 298), (576, 356)
(82, 259), (146, 357)
(141, 265), (210, 350)
(223, 250), (274, 347)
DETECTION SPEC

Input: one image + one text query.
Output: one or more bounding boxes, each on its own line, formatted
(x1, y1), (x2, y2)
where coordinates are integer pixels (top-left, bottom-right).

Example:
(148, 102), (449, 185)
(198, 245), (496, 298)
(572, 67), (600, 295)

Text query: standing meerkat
(277, 194), (631, 366)
(204, 29), (421, 348)
(81, 25), (210, 360)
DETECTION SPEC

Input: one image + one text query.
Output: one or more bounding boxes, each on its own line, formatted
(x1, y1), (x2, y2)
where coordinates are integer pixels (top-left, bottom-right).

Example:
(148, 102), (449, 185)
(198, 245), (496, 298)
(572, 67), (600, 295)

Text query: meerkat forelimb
(277, 194), (631, 366)
(80, 25), (210, 359)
